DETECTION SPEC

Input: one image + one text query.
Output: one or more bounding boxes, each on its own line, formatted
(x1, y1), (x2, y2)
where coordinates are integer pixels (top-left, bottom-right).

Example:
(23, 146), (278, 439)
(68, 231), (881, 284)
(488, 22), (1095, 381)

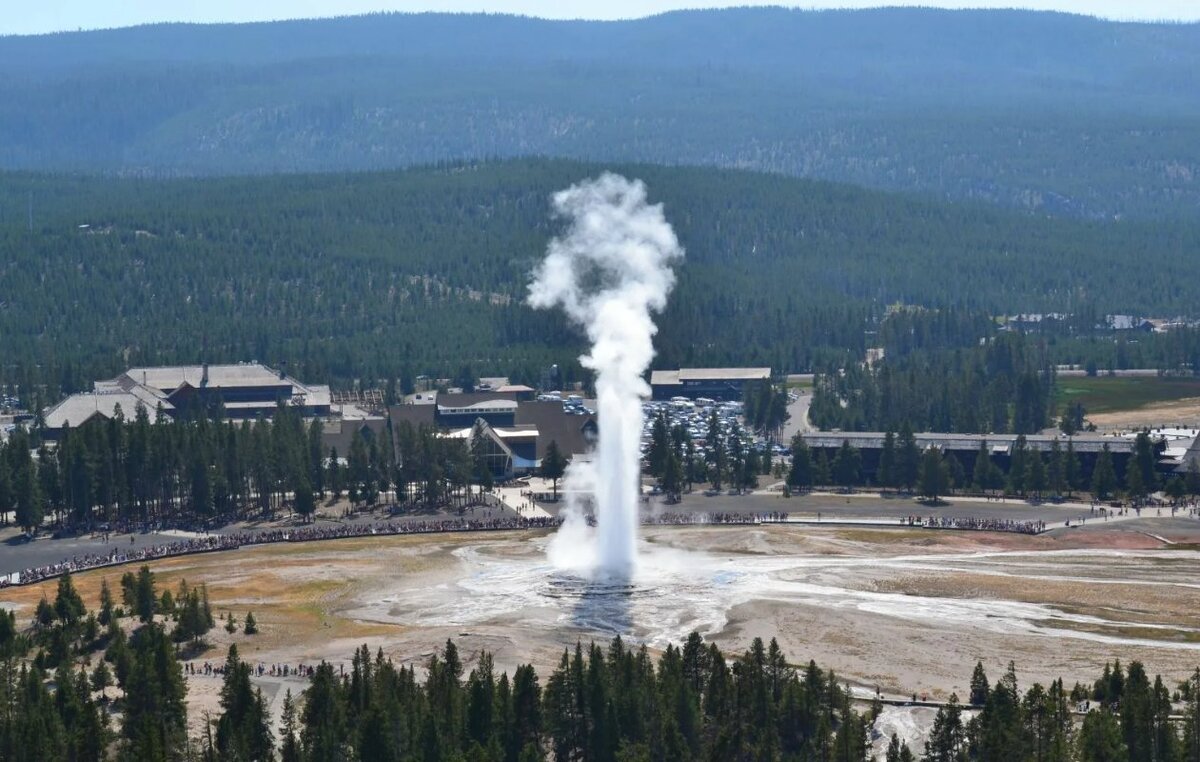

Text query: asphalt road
(0, 528), (192, 577)
(0, 502), (512, 577)
(780, 389), (815, 440)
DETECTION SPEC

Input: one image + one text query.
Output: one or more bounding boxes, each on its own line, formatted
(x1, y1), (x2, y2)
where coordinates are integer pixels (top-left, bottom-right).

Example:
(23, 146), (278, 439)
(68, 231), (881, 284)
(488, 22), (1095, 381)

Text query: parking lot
(639, 395), (790, 463)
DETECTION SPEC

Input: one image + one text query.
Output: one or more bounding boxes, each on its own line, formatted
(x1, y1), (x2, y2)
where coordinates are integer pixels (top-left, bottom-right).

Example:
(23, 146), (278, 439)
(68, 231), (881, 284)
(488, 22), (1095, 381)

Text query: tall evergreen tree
(787, 434), (813, 490)
(541, 440), (568, 501)
(833, 440), (862, 491)
(898, 423), (921, 491)
(924, 694), (967, 762)
(920, 447), (948, 502)
(970, 663), (990, 706)
(1092, 445), (1117, 499)
(213, 644), (274, 761)
(1079, 710), (1126, 762)
(879, 430), (898, 489)
(121, 624), (188, 760)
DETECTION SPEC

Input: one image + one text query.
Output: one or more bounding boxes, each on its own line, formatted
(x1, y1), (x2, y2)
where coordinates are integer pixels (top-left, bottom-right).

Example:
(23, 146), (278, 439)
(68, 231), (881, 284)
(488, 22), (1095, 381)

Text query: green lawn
(1056, 376), (1200, 415)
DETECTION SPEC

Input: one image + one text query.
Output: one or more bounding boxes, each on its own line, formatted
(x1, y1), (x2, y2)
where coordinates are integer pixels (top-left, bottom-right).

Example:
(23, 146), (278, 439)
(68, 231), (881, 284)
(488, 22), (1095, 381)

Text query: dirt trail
(1089, 398), (1200, 429)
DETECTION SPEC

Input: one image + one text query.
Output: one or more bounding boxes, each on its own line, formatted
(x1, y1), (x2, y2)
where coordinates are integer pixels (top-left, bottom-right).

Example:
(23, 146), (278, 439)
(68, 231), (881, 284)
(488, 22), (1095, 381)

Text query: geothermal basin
(4, 511), (1200, 742)
(333, 518), (1200, 696)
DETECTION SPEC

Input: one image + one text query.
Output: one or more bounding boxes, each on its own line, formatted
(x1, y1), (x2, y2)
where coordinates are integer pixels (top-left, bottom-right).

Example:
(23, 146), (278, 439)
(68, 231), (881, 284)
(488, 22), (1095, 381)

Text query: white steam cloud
(528, 172), (684, 578)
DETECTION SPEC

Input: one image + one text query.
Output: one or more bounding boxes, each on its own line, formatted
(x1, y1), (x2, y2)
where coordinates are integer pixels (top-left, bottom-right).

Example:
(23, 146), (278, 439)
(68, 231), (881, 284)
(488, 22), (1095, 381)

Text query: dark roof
(321, 417), (388, 457)
(387, 404), (437, 429)
(514, 401), (597, 459)
(1176, 437), (1200, 472)
(801, 431), (1137, 455)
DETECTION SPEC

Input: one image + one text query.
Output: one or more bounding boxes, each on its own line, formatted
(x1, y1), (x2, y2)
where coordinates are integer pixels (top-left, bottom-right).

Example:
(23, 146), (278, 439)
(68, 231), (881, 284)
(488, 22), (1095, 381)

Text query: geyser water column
(528, 173), (684, 578)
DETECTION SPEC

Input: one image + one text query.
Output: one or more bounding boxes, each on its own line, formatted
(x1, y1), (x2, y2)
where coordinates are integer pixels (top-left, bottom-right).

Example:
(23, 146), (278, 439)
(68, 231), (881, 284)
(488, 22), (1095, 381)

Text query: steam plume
(529, 173), (684, 578)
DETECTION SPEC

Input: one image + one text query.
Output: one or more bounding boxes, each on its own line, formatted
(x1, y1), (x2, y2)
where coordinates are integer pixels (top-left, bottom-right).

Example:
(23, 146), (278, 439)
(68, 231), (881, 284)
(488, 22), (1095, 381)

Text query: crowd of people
(650, 511), (790, 525)
(1, 514), (561, 588)
(906, 515), (1047, 534)
(18, 495), (1187, 587)
(184, 660), (324, 680)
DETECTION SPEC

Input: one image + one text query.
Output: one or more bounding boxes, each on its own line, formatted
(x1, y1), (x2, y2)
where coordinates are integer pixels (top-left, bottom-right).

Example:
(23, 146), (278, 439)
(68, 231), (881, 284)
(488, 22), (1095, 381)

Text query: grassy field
(1057, 376), (1200, 415)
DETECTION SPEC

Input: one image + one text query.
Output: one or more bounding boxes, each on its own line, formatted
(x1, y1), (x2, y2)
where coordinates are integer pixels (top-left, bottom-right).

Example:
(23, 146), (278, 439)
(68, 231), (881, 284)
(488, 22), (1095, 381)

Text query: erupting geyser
(528, 173), (684, 579)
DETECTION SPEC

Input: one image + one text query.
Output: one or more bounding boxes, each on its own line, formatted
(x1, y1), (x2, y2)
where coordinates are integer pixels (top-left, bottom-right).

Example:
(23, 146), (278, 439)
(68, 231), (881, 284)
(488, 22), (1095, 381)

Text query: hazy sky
(4, 0), (1197, 36)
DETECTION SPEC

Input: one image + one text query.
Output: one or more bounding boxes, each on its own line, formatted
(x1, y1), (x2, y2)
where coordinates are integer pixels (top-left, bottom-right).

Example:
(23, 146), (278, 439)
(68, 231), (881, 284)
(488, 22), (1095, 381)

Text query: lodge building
(650, 367), (772, 400)
(43, 363), (331, 438)
(800, 431), (1157, 483)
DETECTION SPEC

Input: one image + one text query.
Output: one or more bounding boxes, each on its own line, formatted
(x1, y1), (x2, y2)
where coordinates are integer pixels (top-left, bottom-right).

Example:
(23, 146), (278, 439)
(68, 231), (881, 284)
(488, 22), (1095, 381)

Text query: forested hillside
(1, 8), (1199, 217)
(1, 159), (1198, 401)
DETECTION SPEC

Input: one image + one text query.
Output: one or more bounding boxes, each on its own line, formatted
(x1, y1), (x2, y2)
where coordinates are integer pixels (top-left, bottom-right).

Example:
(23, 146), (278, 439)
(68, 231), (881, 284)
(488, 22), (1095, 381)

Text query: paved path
(0, 505), (509, 577)
(780, 390), (814, 440)
(494, 482), (554, 519)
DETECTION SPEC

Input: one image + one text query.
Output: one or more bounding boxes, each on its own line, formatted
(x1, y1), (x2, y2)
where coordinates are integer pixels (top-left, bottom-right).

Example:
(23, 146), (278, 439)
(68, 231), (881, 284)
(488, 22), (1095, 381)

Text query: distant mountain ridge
(1, 7), (1198, 217)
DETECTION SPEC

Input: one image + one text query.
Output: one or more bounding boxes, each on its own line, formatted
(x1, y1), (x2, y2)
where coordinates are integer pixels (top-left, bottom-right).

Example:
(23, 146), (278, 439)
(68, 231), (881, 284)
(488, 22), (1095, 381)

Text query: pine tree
(293, 474), (316, 522)
(302, 662), (348, 760)
(541, 440), (568, 501)
(787, 434), (813, 490)
(1026, 451), (1047, 498)
(970, 662), (990, 706)
(1079, 710), (1126, 762)
(91, 660), (113, 700)
(1132, 432), (1158, 497)
(973, 440), (995, 492)
(327, 446), (343, 499)
(924, 693), (967, 762)
(127, 565), (156, 624)
(121, 624), (188, 759)
(647, 412), (670, 479)
(1048, 439), (1067, 497)
(1065, 440), (1081, 495)
(1009, 435), (1029, 496)
(833, 440), (862, 491)
(879, 430), (898, 489)
(13, 444), (45, 534)
(1092, 445), (1117, 499)
(97, 580), (115, 628)
(280, 690), (302, 762)
(1182, 669), (1200, 762)
(465, 652), (497, 750)
(706, 410), (726, 491)
(348, 433), (370, 507)
(53, 571), (86, 629)
(308, 418), (326, 497)
(1126, 459), (1145, 499)
(975, 663), (1025, 762)
(214, 645), (274, 761)
(944, 452), (965, 490)
(813, 451), (832, 489)
(0, 608), (20, 658)
(662, 449), (683, 499)
(898, 423), (920, 491)
(920, 447), (948, 502)
(504, 664), (539, 759)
